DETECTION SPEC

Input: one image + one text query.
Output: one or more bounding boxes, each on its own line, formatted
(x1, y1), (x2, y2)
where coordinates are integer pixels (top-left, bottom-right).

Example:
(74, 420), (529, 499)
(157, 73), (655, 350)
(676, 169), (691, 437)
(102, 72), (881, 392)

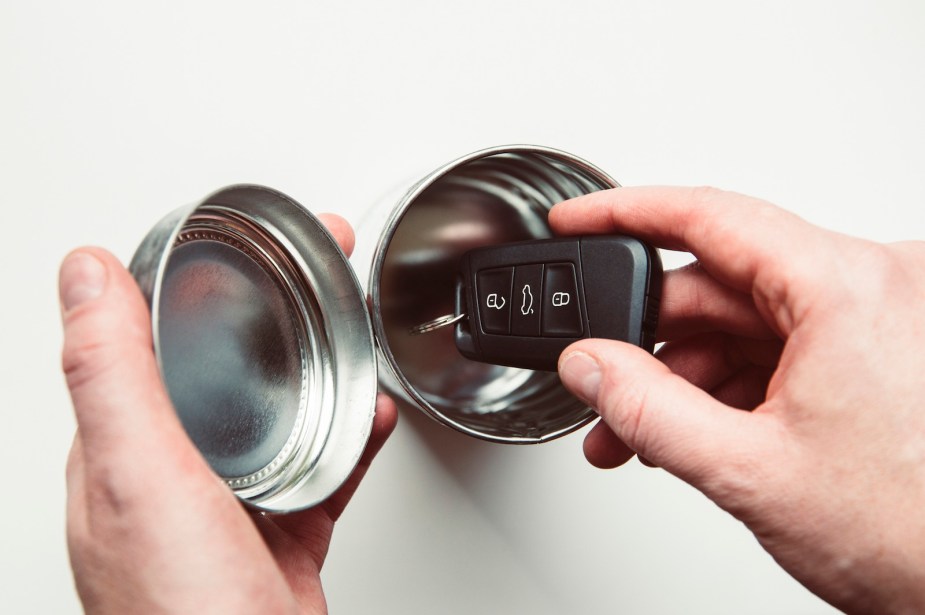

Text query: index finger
(549, 186), (826, 294)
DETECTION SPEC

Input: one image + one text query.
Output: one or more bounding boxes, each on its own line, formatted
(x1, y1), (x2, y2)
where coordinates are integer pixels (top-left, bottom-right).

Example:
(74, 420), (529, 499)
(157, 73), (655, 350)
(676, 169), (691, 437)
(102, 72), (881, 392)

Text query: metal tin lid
(130, 185), (377, 513)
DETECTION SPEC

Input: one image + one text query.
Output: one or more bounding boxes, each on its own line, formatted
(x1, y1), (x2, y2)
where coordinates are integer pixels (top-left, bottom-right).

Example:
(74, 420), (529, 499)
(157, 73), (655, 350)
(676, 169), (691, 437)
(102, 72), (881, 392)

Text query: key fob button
(541, 263), (583, 337)
(477, 267), (514, 334)
(511, 264), (544, 337)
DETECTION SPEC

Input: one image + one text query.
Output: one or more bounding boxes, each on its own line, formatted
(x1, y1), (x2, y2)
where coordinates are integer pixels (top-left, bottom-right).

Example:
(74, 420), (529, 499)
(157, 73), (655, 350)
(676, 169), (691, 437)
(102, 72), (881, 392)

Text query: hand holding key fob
(452, 236), (662, 371)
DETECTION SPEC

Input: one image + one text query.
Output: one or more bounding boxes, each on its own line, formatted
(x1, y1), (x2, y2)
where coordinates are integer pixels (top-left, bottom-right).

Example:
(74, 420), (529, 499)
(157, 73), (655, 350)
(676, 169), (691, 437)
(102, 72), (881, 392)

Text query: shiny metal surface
(408, 312), (467, 336)
(367, 145), (618, 443)
(159, 237), (306, 479)
(130, 185), (378, 512)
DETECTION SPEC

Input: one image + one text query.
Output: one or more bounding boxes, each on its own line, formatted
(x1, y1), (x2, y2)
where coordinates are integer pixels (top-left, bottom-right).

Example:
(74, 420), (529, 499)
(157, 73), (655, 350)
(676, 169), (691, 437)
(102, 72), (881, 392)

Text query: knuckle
(686, 186), (781, 243)
(85, 463), (142, 518)
(681, 186), (741, 246)
(62, 334), (119, 393)
(842, 242), (919, 321)
(61, 303), (149, 394)
(687, 185), (726, 203)
(788, 239), (892, 319)
(678, 186), (725, 238)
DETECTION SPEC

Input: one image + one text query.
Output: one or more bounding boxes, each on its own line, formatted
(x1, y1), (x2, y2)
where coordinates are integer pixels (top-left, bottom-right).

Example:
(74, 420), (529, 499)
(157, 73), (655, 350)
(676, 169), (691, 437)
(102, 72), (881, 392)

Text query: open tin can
(131, 145), (618, 512)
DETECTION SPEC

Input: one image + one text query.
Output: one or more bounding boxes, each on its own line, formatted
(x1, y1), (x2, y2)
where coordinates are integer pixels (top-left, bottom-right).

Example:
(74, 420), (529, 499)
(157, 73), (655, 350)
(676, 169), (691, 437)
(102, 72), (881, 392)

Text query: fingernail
(60, 252), (107, 310)
(560, 352), (602, 405)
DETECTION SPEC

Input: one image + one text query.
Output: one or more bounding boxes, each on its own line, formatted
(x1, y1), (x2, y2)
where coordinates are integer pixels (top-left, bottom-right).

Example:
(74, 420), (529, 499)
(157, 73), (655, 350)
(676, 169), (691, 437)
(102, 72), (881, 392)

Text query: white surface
(2, 1), (923, 613)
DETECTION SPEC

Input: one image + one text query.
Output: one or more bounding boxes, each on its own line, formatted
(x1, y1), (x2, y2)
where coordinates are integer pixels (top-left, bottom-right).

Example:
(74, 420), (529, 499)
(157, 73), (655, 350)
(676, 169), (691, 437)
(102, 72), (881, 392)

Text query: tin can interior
(376, 149), (615, 442)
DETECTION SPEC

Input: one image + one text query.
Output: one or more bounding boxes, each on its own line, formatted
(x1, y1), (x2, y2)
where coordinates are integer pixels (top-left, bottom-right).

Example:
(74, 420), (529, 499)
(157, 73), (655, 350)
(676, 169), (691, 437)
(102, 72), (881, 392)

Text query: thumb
(559, 339), (774, 492)
(59, 248), (198, 471)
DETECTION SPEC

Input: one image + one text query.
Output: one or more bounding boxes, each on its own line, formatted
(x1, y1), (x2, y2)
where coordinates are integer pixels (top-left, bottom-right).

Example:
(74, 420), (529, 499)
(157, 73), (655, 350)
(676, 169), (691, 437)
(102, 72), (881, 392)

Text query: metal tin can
(353, 144), (618, 444)
(131, 145), (617, 511)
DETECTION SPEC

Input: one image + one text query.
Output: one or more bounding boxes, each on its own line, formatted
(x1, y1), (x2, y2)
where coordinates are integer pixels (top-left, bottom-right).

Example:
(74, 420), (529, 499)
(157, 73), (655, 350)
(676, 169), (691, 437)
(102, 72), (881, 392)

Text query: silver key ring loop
(408, 313), (467, 336)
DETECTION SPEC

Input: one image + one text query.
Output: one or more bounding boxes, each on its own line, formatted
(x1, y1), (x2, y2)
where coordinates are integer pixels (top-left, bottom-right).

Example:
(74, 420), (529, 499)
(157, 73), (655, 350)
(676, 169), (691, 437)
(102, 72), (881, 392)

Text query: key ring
(408, 313), (467, 336)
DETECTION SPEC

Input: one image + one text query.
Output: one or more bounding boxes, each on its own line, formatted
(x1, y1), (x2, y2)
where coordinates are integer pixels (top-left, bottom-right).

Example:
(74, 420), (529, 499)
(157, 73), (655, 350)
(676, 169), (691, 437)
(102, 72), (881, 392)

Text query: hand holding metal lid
(59, 215), (398, 615)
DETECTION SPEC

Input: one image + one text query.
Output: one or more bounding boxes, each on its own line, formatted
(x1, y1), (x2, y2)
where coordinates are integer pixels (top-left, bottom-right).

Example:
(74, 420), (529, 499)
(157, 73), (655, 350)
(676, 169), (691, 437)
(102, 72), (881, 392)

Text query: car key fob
(454, 236), (663, 371)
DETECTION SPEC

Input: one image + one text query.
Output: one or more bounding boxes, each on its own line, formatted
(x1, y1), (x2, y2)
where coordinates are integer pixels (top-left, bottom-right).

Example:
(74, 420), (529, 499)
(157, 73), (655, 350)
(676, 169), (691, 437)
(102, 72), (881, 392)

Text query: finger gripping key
(454, 236), (663, 371)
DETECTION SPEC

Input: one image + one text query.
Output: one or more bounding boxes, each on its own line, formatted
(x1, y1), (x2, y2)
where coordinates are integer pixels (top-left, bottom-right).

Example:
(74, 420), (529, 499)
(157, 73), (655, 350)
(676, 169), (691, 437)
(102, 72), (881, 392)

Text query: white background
(2, 1), (924, 613)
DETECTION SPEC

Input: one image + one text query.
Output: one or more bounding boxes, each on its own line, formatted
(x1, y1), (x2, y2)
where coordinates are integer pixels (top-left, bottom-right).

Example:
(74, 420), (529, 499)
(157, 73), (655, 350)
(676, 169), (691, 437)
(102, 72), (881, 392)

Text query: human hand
(60, 214), (398, 615)
(550, 187), (925, 614)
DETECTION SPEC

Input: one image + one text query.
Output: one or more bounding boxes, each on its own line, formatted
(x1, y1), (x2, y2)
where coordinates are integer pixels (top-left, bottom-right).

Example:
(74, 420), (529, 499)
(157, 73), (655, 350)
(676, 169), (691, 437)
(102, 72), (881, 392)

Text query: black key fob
(454, 236), (663, 371)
